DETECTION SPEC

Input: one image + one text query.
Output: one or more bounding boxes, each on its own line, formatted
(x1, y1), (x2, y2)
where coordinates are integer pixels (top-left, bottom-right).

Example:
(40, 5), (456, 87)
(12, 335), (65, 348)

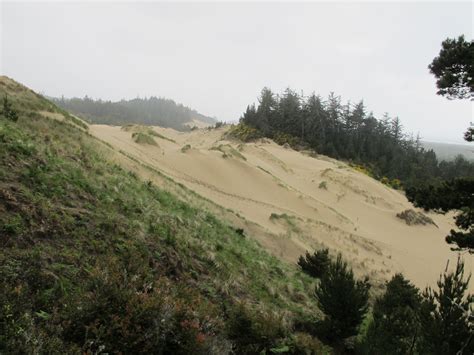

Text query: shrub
(286, 332), (327, 354)
(132, 132), (158, 145)
(226, 123), (262, 142)
(1, 95), (19, 122)
(390, 178), (402, 190)
(273, 132), (300, 147)
(315, 254), (370, 341)
(380, 176), (390, 186)
(181, 144), (191, 153)
(349, 163), (374, 178)
(63, 262), (220, 354)
(318, 181), (327, 190)
(225, 303), (287, 354)
(297, 249), (330, 279)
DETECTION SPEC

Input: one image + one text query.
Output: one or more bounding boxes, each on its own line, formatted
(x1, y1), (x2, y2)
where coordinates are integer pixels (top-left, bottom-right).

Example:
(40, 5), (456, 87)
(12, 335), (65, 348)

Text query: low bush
(225, 303), (287, 354)
(225, 123), (262, 142)
(181, 144), (191, 153)
(132, 132), (158, 145)
(1, 95), (19, 122)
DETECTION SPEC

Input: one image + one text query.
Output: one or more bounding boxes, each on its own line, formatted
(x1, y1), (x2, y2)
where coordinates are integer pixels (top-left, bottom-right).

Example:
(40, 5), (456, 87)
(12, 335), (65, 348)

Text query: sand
(90, 123), (473, 292)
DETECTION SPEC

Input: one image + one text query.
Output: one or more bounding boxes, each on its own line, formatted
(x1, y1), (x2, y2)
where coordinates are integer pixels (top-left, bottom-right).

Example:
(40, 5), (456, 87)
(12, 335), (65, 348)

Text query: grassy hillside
(0, 77), (327, 353)
(51, 95), (216, 131)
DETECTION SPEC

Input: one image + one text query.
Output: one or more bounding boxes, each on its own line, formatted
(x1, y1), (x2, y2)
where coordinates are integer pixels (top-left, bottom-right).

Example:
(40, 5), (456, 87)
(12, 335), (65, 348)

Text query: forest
(239, 87), (474, 188)
(52, 96), (216, 131)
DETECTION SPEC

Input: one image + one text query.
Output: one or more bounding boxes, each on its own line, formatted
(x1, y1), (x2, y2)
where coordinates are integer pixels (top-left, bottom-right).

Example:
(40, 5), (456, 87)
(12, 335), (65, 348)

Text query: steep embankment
(0, 77), (328, 353)
(90, 123), (472, 293)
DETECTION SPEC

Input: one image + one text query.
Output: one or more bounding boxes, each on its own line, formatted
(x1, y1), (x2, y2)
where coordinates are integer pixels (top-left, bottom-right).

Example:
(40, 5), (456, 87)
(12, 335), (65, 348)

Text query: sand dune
(90, 124), (473, 292)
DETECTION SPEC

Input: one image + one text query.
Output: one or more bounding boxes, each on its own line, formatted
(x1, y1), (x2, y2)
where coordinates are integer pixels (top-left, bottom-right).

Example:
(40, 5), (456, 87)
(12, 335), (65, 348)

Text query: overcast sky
(1, 1), (473, 143)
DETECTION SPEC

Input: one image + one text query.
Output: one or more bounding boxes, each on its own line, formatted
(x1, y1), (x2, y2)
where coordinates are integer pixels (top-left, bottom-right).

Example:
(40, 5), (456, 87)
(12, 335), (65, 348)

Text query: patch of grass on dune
(132, 131), (158, 145)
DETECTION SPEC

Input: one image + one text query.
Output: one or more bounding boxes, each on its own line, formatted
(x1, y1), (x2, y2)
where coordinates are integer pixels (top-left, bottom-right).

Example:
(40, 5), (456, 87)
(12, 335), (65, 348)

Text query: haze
(1, 1), (472, 143)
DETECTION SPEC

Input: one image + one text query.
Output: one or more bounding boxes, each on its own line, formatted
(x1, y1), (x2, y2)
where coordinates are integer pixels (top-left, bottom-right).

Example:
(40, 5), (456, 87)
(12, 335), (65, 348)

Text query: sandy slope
(90, 124), (473, 292)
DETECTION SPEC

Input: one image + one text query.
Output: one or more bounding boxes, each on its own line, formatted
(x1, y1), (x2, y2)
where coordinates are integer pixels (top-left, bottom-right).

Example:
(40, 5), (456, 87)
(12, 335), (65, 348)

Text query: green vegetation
(132, 131), (158, 145)
(359, 274), (422, 354)
(298, 248), (473, 354)
(181, 144), (191, 153)
(315, 254), (370, 342)
(52, 95), (216, 131)
(239, 88), (474, 188)
(318, 181), (328, 190)
(0, 80), (327, 353)
(297, 249), (330, 279)
(225, 123), (263, 142)
(418, 256), (473, 354)
(359, 257), (473, 354)
(1, 95), (18, 121)
(147, 129), (176, 143)
(406, 42), (474, 253)
(429, 35), (473, 100)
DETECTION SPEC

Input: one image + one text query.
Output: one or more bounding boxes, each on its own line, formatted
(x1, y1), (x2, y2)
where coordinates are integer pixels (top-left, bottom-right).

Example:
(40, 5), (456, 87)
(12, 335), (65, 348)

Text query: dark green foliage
(418, 256), (473, 354)
(406, 178), (474, 252)
(52, 95), (215, 131)
(240, 88), (474, 189)
(429, 35), (474, 100)
(465, 127), (473, 142)
(1, 95), (19, 122)
(225, 303), (287, 354)
(429, 35), (474, 142)
(315, 254), (370, 341)
(297, 249), (330, 279)
(360, 274), (421, 354)
(235, 228), (245, 237)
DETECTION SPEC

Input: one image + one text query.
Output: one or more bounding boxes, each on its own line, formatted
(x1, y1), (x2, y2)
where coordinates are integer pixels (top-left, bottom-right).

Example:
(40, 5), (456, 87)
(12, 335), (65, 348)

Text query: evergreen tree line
(298, 249), (473, 354)
(52, 96), (216, 131)
(240, 88), (474, 187)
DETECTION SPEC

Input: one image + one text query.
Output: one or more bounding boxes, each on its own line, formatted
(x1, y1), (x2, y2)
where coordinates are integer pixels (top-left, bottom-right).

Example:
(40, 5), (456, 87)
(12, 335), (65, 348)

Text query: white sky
(1, 1), (473, 143)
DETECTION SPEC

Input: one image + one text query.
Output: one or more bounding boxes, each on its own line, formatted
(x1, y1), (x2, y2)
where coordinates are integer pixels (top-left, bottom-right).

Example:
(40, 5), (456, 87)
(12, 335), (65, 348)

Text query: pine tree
(418, 256), (473, 354)
(315, 254), (370, 341)
(360, 274), (421, 354)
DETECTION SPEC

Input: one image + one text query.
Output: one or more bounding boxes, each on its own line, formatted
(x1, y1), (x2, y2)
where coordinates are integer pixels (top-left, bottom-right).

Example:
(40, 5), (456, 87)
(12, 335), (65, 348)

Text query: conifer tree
(418, 256), (473, 354)
(315, 254), (370, 340)
(360, 274), (421, 354)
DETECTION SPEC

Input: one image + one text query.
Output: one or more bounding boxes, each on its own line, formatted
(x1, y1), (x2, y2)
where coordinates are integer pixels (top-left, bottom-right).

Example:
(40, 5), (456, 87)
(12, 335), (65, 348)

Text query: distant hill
(51, 96), (216, 131)
(422, 141), (474, 161)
